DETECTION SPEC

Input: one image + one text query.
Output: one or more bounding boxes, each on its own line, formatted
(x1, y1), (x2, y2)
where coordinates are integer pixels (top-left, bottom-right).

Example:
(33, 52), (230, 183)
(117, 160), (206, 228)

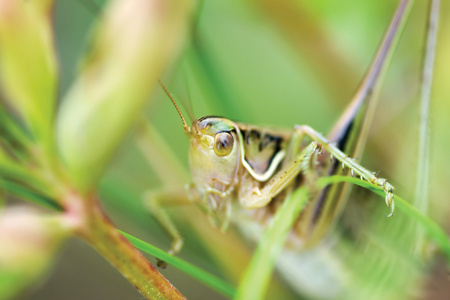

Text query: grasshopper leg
(294, 125), (395, 217)
(201, 186), (234, 231)
(240, 142), (321, 209)
(143, 187), (189, 267)
(239, 126), (394, 217)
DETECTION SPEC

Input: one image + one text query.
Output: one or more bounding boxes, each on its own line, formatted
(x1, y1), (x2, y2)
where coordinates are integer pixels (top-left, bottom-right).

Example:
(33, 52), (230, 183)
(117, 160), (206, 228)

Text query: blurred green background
(18, 0), (450, 299)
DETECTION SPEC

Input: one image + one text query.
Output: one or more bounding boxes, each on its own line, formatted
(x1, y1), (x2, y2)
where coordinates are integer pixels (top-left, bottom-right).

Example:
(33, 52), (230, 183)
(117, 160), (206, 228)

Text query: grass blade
(0, 179), (61, 211)
(317, 175), (450, 263)
(414, 0), (440, 254)
(235, 187), (309, 300)
(119, 230), (236, 299)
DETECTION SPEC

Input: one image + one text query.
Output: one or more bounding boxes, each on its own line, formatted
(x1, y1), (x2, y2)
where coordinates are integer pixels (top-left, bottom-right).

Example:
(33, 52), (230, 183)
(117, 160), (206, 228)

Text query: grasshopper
(160, 85), (394, 235)
(140, 1), (446, 299)
(150, 0), (414, 256)
(144, 0), (426, 297)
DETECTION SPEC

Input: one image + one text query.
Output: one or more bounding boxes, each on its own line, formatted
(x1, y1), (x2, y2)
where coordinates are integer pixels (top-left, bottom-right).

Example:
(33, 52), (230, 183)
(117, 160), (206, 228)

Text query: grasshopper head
(159, 81), (241, 228)
(188, 116), (242, 228)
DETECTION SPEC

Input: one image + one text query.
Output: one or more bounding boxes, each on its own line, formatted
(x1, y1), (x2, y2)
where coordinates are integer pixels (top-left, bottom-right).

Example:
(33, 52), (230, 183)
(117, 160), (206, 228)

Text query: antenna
(158, 80), (191, 135)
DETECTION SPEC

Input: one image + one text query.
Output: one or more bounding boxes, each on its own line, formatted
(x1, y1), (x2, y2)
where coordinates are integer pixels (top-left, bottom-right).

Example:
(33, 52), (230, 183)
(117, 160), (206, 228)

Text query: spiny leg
(143, 187), (190, 267)
(200, 186), (234, 231)
(295, 125), (395, 217)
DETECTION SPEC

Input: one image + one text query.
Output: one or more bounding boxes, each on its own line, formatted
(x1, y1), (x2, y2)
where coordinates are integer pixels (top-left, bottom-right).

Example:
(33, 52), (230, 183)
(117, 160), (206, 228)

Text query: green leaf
(0, 179), (61, 211)
(0, 0), (58, 155)
(0, 151), (58, 207)
(0, 106), (33, 157)
(57, 0), (195, 194)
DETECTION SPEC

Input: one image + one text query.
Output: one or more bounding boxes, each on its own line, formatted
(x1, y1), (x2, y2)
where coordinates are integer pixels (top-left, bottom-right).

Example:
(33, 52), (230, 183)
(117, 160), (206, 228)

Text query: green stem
(70, 193), (185, 300)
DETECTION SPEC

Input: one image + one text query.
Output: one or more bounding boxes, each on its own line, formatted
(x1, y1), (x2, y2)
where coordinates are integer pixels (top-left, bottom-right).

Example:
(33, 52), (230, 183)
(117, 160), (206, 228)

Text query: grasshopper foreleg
(295, 125), (395, 217)
(143, 187), (188, 267)
(200, 186), (234, 231)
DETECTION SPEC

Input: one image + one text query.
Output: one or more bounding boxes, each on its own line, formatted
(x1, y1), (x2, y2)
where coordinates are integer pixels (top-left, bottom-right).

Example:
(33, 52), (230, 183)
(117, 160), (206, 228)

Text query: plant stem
(414, 0), (440, 256)
(72, 194), (185, 300)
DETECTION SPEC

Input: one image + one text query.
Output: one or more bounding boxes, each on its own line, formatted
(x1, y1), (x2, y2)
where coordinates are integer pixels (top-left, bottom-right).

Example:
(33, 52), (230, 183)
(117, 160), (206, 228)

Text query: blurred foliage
(0, 0), (449, 299)
(0, 207), (69, 300)
(0, 0), (57, 158)
(0, 0), (193, 298)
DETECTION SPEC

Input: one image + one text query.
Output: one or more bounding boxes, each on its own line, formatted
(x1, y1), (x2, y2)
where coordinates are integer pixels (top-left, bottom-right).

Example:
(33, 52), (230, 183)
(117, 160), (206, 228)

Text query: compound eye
(214, 132), (234, 157)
